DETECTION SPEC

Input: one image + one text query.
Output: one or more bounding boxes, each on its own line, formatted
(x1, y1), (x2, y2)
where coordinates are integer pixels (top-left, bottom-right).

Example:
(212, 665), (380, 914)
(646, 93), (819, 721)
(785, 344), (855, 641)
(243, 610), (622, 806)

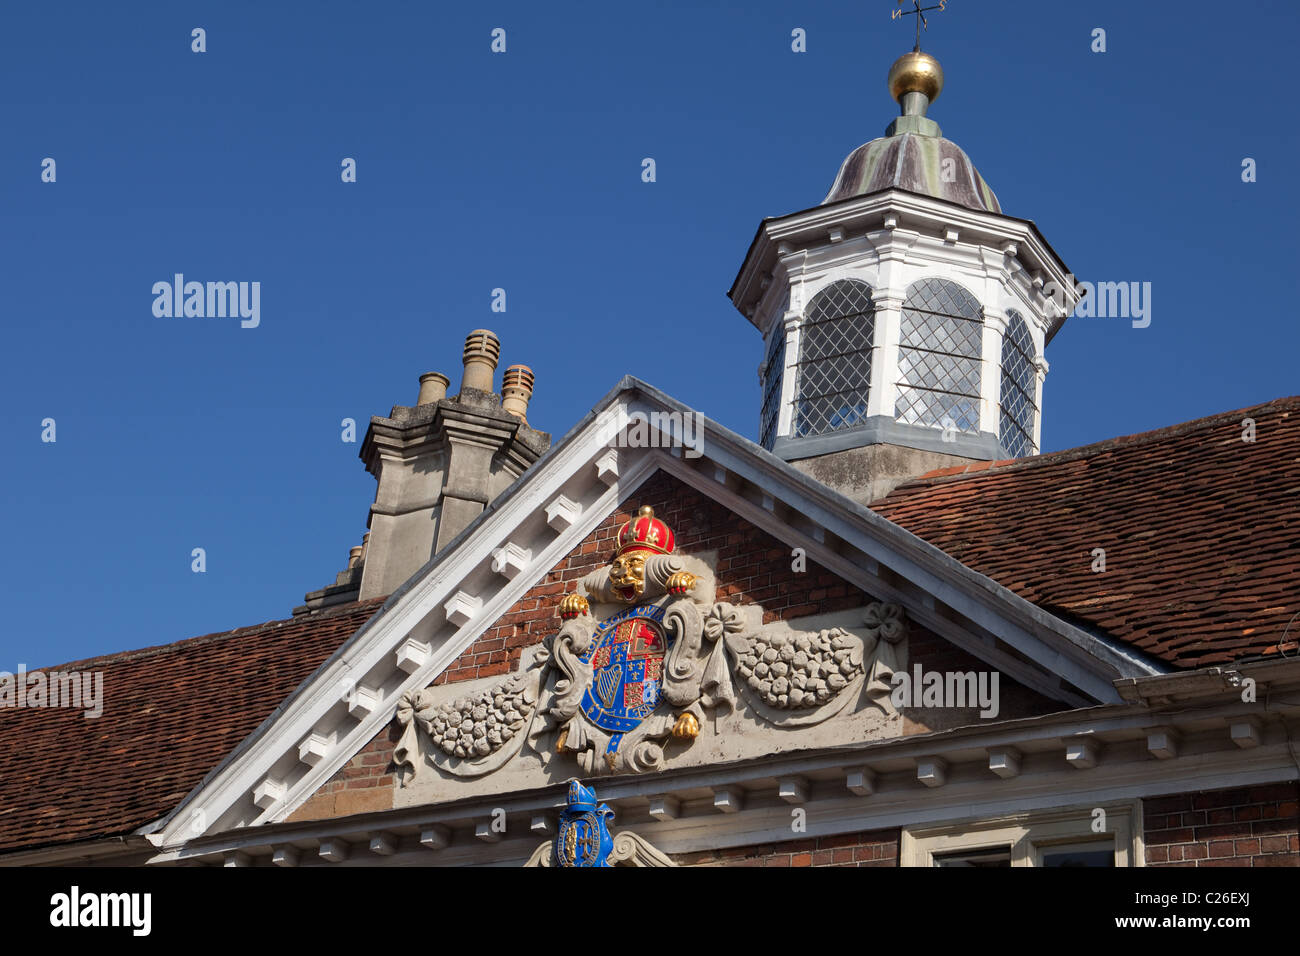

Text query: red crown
(616, 506), (674, 557)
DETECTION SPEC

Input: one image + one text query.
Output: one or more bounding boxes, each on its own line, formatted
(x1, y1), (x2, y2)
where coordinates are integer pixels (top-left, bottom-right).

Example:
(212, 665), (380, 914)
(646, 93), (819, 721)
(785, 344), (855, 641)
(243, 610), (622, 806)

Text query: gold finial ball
(887, 51), (944, 105)
(637, 505), (655, 518)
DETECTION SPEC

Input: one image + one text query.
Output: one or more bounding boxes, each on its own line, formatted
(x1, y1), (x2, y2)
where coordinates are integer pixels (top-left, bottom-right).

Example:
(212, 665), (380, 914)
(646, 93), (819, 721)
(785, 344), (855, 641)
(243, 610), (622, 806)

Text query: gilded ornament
(887, 50), (943, 104)
(558, 593), (590, 619)
(671, 712), (700, 739)
(607, 552), (648, 603)
(665, 571), (697, 596)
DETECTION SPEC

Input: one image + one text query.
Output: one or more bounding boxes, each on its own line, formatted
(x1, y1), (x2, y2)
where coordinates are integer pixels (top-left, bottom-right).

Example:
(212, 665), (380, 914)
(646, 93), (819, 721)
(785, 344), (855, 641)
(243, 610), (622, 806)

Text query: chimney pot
(461, 329), (501, 393)
(416, 372), (450, 406)
(501, 364), (535, 423)
(347, 546), (364, 569)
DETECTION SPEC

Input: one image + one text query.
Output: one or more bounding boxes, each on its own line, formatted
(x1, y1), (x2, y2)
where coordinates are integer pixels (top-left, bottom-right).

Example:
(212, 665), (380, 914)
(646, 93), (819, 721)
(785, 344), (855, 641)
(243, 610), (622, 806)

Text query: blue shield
(578, 605), (671, 755)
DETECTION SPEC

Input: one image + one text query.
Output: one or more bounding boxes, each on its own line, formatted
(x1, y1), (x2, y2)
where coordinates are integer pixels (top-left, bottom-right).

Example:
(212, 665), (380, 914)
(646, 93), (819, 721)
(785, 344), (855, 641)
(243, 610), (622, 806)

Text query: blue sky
(2, 0), (1297, 667)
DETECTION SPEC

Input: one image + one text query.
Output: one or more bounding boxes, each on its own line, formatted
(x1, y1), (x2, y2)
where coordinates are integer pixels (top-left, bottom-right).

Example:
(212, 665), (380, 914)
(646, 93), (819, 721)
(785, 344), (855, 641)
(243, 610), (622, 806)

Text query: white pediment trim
(150, 378), (1161, 851)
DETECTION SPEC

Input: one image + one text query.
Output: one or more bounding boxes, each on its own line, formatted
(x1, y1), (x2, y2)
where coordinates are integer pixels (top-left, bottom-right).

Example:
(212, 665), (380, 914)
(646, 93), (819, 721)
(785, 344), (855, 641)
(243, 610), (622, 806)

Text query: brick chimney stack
(296, 329), (550, 614)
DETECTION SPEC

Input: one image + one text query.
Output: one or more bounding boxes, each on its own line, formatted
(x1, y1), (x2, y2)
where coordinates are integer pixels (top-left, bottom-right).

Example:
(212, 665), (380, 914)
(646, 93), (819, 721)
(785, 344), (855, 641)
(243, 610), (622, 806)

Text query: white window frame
(791, 278), (876, 440)
(900, 801), (1143, 867)
(997, 309), (1039, 457)
(758, 298), (790, 449)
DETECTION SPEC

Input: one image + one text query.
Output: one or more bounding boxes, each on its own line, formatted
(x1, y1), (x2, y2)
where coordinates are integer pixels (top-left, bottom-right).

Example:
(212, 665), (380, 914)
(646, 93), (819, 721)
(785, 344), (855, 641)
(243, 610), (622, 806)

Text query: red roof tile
(0, 599), (382, 856)
(871, 397), (1300, 669)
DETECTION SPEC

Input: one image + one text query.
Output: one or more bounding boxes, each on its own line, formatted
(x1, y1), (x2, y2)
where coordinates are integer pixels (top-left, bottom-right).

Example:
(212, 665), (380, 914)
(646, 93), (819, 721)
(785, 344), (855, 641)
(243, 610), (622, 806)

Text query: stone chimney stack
(296, 328), (550, 614)
(416, 371), (450, 406)
(461, 330), (500, 392)
(501, 365), (535, 423)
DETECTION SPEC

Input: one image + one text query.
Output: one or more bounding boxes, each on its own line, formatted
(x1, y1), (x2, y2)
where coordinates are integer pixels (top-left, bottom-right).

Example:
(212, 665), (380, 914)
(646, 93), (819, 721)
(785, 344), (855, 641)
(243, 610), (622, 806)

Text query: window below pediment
(902, 802), (1139, 867)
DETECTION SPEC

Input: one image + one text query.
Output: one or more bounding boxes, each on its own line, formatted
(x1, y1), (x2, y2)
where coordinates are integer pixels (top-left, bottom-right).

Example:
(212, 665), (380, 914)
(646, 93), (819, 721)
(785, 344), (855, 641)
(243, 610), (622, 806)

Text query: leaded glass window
(895, 277), (983, 434)
(792, 279), (875, 438)
(758, 294), (788, 449)
(999, 309), (1038, 458)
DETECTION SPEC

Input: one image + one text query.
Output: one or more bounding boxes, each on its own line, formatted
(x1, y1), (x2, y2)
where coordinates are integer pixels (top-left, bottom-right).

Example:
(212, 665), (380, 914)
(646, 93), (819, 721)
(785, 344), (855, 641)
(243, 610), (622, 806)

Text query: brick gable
(433, 470), (866, 688)
(288, 469), (1063, 825)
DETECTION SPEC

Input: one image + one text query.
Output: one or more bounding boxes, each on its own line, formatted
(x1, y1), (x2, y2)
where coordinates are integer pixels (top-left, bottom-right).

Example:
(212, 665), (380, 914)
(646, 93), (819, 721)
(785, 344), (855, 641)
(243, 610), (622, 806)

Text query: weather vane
(892, 0), (948, 52)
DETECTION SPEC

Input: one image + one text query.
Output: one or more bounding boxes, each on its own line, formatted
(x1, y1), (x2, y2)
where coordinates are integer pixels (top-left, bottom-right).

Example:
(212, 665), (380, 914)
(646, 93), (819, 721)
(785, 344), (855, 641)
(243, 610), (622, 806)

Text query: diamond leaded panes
(895, 277), (983, 434)
(759, 294), (788, 449)
(999, 309), (1038, 458)
(793, 279), (875, 438)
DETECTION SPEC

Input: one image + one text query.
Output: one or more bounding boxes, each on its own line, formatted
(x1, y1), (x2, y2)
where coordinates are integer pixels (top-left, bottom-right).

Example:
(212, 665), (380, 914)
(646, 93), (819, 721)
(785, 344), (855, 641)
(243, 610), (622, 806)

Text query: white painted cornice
(145, 693), (1299, 866)
(730, 189), (1078, 342)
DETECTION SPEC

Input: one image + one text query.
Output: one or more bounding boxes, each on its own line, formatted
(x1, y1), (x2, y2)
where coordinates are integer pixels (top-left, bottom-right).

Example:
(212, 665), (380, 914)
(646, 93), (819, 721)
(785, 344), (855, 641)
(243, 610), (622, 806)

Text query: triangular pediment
(148, 378), (1161, 855)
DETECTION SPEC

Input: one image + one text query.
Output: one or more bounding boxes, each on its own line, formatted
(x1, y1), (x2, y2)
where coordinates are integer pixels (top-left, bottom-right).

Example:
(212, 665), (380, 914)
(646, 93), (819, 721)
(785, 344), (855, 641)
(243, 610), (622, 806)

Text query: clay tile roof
(0, 599), (383, 856)
(871, 397), (1300, 670)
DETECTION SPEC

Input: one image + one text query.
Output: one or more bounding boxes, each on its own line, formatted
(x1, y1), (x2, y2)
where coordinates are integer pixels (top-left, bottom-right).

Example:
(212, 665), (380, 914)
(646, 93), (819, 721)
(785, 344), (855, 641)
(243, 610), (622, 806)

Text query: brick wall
(1144, 782), (1300, 866)
(287, 725), (399, 822)
(901, 621), (1064, 732)
(673, 829), (900, 867)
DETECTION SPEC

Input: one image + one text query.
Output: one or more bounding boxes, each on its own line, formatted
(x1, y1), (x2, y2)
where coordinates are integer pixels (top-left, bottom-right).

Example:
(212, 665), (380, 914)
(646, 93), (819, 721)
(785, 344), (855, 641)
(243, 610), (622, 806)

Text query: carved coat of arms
(395, 504), (907, 781)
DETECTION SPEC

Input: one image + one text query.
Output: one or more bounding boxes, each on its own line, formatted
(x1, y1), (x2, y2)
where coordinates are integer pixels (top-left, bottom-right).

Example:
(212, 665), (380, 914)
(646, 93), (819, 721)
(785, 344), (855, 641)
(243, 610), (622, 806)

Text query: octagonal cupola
(729, 48), (1081, 504)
